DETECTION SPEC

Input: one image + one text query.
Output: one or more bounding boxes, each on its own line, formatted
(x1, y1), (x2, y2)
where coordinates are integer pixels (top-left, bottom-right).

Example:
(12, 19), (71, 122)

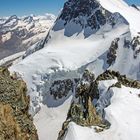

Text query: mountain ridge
(0, 13), (55, 60)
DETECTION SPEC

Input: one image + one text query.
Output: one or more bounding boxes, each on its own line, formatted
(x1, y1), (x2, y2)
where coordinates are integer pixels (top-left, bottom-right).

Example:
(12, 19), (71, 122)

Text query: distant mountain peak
(4, 15), (19, 25)
(131, 4), (140, 11)
(0, 13), (55, 59)
(9, 15), (18, 20)
(23, 16), (34, 23)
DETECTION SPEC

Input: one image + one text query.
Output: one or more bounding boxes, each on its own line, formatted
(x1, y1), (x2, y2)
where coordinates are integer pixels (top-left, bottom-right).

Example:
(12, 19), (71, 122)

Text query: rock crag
(0, 67), (38, 140)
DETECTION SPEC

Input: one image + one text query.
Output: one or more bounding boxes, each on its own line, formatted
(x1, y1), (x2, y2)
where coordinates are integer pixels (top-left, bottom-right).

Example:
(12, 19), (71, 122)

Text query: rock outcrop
(132, 36), (140, 59)
(0, 67), (38, 140)
(97, 70), (140, 89)
(59, 0), (121, 30)
(58, 70), (107, 140)
(57, 69), (140, 140)
(107, 38), (119, 66)
(50, 79), (74, 100)
(124, 36), (140, 59)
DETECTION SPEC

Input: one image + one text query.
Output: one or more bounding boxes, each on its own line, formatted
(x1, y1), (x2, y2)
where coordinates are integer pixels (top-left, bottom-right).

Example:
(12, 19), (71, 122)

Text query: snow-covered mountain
(9, 0), (140, 140)
(0, 14), (55, 59)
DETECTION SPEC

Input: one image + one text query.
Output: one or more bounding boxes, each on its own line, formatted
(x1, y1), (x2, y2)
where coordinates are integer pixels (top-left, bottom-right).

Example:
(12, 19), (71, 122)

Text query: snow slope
(9, 0), (140, 140)
(98, 0), (140, 35)
(34, 96), (72, 140)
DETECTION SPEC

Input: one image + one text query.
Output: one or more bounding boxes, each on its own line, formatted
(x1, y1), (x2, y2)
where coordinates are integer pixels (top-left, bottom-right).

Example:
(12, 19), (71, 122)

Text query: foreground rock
(0, 67), (38, 140)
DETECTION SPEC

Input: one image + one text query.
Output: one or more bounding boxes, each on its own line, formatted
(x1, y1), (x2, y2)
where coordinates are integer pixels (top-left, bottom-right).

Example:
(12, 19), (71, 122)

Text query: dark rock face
(0, 67), (38, 140)
(97, 70), (140, 89)
(132, 36), (140, 50)
(60, 0), (100, 21)
(59, 0), (113, 30)
(131, 4), (140, 11)
(132, 36), (140, 59)
(107, 38), (120, 66)
(50, 79), (74, 100)
(106, 36), (140, 67)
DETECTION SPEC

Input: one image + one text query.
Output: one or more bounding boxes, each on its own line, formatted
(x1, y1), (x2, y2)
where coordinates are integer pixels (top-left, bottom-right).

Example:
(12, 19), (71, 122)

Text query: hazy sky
(0, 0), (139, 17)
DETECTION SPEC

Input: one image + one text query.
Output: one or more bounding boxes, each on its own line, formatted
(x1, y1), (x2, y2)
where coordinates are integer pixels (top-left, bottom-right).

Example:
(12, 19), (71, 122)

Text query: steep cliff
(0, 67), (38, 140)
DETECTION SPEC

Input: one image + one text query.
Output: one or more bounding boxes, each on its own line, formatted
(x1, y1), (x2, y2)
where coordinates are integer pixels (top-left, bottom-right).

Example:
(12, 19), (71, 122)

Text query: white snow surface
(34, 96), (72, 140)
(98, 0), (140, 35)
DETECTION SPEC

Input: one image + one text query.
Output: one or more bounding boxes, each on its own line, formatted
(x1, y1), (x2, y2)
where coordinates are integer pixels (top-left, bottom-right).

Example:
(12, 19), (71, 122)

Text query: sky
(0, 0), (139, 17)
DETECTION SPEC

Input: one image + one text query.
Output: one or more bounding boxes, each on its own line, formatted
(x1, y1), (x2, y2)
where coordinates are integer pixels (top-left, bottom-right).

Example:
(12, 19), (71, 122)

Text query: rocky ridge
(0, 14), (55, 59)
(57, 69), (140, 140)
(0, 67), (38, 140)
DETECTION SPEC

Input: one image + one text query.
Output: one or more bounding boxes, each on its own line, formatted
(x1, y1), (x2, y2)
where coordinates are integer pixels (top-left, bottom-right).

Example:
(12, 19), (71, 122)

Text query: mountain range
(0, 14), (55, 59)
